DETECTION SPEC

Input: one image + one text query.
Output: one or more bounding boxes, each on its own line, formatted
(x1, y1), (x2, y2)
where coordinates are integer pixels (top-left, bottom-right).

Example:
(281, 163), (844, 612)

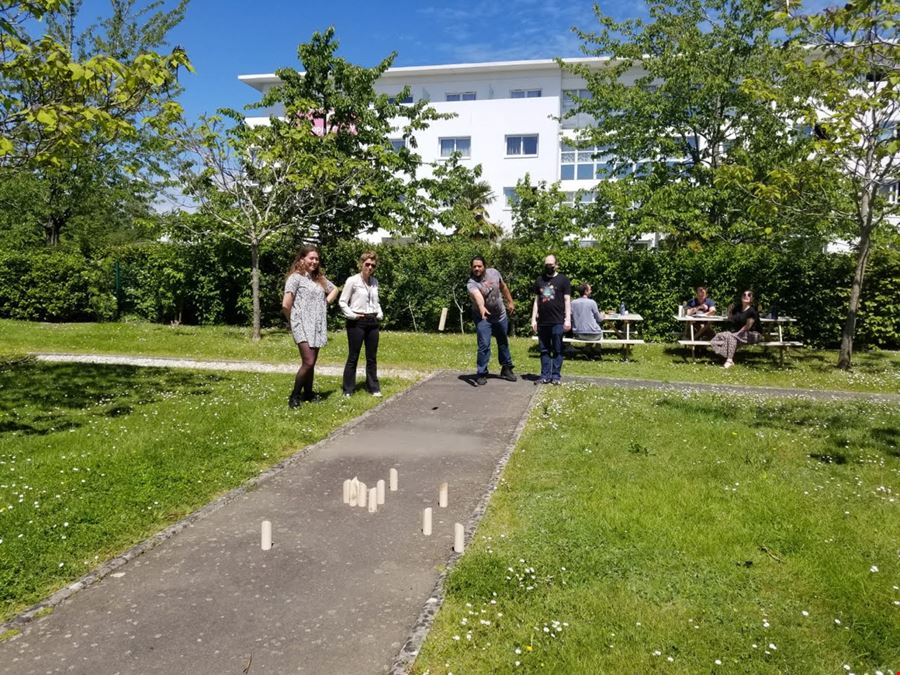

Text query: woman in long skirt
(710, 289), (763, 368)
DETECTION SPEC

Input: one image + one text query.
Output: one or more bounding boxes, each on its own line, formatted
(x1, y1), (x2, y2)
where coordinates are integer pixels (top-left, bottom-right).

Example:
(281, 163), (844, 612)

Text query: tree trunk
(44, 217), (62, 246)
(837, 223), (873, 370)
(250, 242), (261, 342)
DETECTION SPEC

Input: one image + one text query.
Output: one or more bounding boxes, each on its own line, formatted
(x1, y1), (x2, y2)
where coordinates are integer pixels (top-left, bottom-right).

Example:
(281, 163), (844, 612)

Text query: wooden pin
(422, 507), (433, 535)
(453, 523), (464, 553)
(376, 479), (385, 505)
(389, 468), (398, 492)
(358, 482), (367, 508)
(261, 520), (272, 551)
(343, 479), (351, 504)
(439, 482), (448, 508)
(368, 488), (377, 513)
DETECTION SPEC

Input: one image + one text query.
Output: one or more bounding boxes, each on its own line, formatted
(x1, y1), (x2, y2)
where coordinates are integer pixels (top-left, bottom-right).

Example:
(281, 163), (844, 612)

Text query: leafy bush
(0, 239), (895, 350)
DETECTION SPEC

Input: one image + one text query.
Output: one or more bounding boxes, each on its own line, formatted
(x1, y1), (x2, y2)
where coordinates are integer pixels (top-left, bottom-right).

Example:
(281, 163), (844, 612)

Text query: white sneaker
(724, 359), (734, 369)
(371, 391), (382, 398)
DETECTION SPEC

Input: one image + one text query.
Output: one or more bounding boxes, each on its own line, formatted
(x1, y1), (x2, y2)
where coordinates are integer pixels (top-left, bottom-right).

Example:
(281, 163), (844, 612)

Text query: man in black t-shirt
(530, 254), (571, 384)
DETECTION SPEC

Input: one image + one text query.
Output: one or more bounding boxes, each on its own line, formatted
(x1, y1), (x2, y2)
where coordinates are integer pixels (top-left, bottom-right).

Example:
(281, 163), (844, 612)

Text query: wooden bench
(533, 335), (646, 359)
(677, 338), (803, 365)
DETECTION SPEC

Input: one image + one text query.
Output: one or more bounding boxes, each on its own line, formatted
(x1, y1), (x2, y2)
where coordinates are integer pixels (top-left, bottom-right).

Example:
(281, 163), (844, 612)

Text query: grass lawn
(1, 319), (898, 394)
(413, 385), (900, 674)
(0, 357), (408, 624)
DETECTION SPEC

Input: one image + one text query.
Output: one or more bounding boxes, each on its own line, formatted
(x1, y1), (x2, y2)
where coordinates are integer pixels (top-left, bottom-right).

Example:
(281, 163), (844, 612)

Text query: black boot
(500, 365), (517, 382)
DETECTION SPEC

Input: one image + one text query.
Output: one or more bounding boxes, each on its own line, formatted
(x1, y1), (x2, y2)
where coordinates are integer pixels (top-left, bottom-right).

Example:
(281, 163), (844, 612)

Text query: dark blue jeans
(537, 323), (565, 382)
(475, 315), (512, 375)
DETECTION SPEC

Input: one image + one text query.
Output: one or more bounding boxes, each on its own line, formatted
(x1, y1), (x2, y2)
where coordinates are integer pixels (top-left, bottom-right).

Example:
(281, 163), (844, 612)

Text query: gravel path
(32, 351), (425, 380)
(31, 352), (897, 403)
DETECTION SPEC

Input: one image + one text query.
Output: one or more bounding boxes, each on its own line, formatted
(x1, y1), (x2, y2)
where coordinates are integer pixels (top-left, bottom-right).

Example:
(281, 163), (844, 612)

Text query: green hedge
(1, 241), (897, 349)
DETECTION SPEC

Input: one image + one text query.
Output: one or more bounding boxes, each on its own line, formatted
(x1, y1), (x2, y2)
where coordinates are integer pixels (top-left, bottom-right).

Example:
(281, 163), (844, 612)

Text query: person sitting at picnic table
(684, 285), (717, 339)
(570, 283), (603, 341)
(709, 289), (763, 369)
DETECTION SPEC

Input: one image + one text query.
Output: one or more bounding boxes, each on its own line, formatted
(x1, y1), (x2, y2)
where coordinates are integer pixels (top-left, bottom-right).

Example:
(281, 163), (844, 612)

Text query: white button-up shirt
(339, 273), (383, 320)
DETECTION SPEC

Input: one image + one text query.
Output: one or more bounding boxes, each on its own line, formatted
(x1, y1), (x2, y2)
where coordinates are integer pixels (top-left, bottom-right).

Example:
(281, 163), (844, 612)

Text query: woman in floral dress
(282, 245), (338, 407)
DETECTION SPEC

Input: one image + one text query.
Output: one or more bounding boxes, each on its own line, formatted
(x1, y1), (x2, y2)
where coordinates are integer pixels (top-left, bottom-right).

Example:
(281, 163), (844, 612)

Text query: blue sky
(84, 0), (643, 120)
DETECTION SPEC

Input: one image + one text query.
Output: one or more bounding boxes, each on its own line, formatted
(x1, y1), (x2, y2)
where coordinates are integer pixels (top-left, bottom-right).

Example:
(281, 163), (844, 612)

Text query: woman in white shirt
(338, 251), (383, 397)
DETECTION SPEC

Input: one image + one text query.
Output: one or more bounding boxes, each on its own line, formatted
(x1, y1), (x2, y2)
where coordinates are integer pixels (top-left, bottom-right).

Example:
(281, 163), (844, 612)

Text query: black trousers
(343, 318), (380, 394)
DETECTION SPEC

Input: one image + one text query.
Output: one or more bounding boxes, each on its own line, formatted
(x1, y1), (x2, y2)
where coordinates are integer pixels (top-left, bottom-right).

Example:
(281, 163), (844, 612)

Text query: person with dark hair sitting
(709, 289), (763, 368)
(571, 283), (603, 341)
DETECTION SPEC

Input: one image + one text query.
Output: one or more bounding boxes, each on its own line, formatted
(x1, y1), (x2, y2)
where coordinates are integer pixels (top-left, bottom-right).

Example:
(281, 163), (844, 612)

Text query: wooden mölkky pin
(453, 523), (464, 553)
(376, 479), (385, 505)
(439, 482), (448, 508)
(261, 520), (272, 551)
(389, 468), (398, 492)
(422, 507), (433, 536)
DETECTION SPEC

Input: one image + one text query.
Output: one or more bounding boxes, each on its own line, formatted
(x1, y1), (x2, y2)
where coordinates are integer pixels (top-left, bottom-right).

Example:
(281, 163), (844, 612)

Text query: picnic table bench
(675, 313), (803, 364)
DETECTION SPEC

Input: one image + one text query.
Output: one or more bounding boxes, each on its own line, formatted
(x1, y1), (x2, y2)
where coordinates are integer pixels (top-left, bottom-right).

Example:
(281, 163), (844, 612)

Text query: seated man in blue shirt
(685, 285), (717, 339)
(571, 283), (604, 341)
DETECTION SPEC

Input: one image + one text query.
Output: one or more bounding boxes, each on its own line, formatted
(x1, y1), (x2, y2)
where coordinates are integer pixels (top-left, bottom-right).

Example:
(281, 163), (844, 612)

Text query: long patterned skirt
(710, 330), (762, 361)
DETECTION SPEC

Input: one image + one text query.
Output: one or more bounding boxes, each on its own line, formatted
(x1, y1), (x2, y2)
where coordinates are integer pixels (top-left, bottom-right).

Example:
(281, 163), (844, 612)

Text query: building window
(506, 135), (538, 157)
(560, 143), (614, 180)
(561, 89), (594, 129)
(563, 191), (597, 206)
(446, 92), (476, 101)
(388, 93), (413, 104)
(502, 187), (519, 208)
(511, 88), (542, 98)
(440, 137), (471, 158)
(389, 138), (405, 152)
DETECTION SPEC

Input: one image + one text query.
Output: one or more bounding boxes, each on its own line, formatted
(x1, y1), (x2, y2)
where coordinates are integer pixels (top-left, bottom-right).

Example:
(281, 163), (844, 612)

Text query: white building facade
(239, 57), (654, 242)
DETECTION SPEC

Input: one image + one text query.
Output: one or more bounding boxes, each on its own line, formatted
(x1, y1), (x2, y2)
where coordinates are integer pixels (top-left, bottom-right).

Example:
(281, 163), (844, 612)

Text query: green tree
(421, 156), (503, 241)
(256, 27), (446, 247)
(510, 174), (582, 246)
(567, 0), (815, 245)
(752, 0), (899, 369)
(178, 28), (445, 340)
(0, 0), (191, 244)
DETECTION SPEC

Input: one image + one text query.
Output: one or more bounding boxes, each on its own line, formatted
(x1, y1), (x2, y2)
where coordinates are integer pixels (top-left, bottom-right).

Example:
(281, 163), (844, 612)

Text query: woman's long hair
(287, 245), (330, 289)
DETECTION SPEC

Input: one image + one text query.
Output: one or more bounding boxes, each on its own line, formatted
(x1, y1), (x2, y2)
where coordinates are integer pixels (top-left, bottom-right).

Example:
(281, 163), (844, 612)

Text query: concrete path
(0, 371), (537, 675)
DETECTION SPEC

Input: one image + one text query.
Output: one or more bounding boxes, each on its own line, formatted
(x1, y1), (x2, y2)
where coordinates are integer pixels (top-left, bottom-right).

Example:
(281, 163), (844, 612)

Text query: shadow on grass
(0, 358), (222, 437)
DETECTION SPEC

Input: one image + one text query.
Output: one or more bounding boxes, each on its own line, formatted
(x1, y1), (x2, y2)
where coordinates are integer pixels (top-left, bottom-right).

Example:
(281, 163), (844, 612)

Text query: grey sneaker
(475, 375), (488, 386)
(500, 365), (517, 382)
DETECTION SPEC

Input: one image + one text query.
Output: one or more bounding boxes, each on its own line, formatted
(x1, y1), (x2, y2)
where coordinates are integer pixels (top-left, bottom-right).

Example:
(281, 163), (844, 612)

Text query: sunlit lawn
(414, 384), (900, 673)
(2, 319), (898, 394)
(0, 357), (408, 624)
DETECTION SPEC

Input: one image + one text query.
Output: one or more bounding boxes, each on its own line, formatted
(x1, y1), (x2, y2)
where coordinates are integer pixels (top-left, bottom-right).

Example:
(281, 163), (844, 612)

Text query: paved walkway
(0, 370), (537, 675)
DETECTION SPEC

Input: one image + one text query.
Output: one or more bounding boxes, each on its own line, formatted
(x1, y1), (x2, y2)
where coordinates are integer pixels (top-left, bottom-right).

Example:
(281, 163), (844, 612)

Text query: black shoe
(475, 374), (488, 386)
(288, 395), (302, 408)
(500, 365), (517, 382)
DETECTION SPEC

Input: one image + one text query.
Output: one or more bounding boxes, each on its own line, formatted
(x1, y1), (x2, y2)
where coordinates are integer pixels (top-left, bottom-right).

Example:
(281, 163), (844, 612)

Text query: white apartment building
(239, 57), (658, 244)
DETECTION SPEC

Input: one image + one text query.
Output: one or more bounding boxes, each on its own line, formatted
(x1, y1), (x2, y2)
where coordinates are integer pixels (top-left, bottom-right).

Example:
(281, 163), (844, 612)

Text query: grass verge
(0, 357), (409, 622)
(413, 384), (900, 673)
(2, 319), (898, 394)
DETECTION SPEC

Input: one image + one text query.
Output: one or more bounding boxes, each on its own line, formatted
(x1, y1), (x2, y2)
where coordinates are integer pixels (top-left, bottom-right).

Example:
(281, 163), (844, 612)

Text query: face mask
(544, 264), (555, 275)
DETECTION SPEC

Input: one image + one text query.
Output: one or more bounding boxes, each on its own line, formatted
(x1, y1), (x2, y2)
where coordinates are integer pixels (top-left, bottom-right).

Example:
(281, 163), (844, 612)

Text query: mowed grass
(2, 319), (899, 394)
(414, 385), (900, 674)
(0, 357), (409, 623)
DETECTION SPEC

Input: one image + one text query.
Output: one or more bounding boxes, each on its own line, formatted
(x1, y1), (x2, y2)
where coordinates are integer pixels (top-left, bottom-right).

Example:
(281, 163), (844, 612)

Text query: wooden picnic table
(675, 313), (803, 363)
